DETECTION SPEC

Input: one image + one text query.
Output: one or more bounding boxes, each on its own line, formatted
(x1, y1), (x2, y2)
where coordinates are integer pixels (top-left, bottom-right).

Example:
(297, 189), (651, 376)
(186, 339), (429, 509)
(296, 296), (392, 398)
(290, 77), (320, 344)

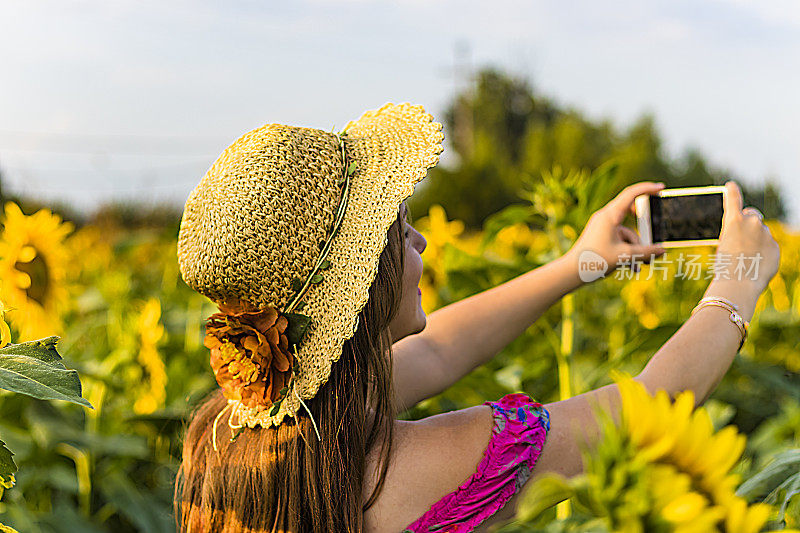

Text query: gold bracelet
(696, 296), (740, 312)
(690, 299), (749, 351)
(692, 299), (748, 336)
(693, 301), (747, 338)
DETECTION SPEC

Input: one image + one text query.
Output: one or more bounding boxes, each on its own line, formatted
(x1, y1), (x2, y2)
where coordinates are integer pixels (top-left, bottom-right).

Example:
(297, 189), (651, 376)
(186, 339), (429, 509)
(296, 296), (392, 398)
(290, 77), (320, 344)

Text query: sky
(1, 0), (799, 225)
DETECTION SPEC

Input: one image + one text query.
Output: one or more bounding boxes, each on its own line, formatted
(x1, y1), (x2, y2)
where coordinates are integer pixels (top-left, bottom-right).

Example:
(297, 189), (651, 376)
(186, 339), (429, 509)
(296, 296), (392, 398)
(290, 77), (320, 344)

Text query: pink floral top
(403, 393), (551, 532)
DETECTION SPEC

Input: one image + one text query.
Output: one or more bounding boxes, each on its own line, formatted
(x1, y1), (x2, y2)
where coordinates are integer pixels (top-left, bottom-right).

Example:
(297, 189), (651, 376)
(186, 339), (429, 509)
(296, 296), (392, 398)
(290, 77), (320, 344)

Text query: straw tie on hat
(178, 103), (444, 432)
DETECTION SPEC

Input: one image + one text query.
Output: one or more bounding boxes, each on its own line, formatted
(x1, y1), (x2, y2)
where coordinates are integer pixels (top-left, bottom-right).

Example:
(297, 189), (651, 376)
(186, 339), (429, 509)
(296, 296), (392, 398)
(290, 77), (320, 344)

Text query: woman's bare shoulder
(363, 405), (494, 532)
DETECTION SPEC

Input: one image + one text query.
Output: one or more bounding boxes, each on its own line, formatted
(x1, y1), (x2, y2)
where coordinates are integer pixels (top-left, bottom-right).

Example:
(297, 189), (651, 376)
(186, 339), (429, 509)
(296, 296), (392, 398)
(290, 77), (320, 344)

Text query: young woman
(174, 103), (780, 532)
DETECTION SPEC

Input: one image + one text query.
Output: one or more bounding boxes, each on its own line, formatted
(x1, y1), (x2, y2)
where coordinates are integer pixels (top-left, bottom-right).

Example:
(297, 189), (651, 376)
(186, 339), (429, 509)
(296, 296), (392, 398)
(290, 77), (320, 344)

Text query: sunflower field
(0, 160), (798, 532)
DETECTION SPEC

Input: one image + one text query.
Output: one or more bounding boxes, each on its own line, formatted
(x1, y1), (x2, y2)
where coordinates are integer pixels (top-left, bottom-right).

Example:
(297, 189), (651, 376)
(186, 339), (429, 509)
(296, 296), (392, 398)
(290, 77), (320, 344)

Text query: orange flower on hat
(204, 303), (294, 409)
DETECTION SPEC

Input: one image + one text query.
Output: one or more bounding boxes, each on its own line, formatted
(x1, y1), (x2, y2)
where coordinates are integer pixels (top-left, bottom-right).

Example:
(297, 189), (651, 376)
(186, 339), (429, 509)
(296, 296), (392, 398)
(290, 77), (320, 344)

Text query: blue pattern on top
(491, 402), (550, 432)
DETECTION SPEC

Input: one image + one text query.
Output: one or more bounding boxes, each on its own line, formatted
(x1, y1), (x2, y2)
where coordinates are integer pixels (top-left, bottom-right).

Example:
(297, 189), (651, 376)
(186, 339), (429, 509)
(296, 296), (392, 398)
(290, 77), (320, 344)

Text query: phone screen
(649, 193), (724, 243)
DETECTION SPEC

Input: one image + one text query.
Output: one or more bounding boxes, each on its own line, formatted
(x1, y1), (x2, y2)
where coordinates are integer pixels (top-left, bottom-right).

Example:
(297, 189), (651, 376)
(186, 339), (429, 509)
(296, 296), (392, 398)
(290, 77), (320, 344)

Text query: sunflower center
(15, 253), (50, 306)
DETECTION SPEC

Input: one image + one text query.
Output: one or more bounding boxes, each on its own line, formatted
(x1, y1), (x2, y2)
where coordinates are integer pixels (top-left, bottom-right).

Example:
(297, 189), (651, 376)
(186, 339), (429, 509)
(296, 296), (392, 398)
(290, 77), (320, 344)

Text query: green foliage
(96, 470), (173, 533)
(738, 450), (800, 526)
(0, 338), (92, 532)
(0, 338), (92, 408)
(0, 440), (16, 490)
(0, 227), (211, 532)
(516, 474), (573, 523)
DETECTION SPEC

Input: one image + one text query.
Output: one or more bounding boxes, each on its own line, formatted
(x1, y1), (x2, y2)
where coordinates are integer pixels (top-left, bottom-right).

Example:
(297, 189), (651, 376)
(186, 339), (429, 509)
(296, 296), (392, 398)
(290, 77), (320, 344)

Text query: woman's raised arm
(392, 182), (668, 410)
(392, 253), (584, 410)
(532, 181), (780, 479)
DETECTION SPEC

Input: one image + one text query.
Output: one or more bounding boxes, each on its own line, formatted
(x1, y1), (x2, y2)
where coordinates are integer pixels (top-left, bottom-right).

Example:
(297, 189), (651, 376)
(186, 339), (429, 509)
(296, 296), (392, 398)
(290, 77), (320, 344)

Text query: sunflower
(488, 223), (550, 263)
(416, 204), (466, 284)
(0, 203), (73, 341)
(133, 298), (167, 415)
(0, 300), (11, 348)
(611, 374), (777, 532)
(417, 275), (439, 315)
(620, 275), (663, 330)
(767, 274), (791, 313)
(536, 374), (786, 531)
(64, 225), (113, 280)
(766, 221), (800, 280)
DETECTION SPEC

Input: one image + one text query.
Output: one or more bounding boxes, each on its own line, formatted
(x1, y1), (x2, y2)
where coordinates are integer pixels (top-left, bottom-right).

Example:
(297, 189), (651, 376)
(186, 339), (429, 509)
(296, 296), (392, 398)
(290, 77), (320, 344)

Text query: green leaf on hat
(284, 312), (311, 352)
(318, 259), (331, 270)
(347, 161), (357, 176)
(291, 278), (303, 293)
(310, 274), (323, 284)
(269, 399), (282, 416)
(229, 427), (245, 443)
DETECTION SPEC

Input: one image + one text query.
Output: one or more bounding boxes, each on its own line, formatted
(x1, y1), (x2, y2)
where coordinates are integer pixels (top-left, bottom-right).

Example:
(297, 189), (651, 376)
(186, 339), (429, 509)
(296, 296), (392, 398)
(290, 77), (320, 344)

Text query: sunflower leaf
(284, 312), (311, 352)
(347, 161), (357, 176)
(0, 337), (93, 409)
(1, 336), (62, 365)
(737, 449), (800, 502)
(0, 439), (17, 489)
(96, 469), (173, 533)
(310, 274), (323, 284)
(318, 259), (331, 270)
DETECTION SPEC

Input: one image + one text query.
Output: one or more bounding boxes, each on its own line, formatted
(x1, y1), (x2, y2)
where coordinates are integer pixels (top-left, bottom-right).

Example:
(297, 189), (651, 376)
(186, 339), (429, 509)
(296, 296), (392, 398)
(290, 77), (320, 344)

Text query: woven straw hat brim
(234, 103), (444, 427)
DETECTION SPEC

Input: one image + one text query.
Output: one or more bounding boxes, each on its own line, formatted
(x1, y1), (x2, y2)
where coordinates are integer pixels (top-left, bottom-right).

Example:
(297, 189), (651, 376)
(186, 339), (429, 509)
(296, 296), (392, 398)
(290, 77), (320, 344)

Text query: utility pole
(442, 41), (475, 160)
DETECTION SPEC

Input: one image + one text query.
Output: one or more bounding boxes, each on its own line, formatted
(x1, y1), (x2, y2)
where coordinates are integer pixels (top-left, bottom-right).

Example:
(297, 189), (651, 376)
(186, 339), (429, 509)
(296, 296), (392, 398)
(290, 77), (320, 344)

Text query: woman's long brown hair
(175, 214), (405, 532)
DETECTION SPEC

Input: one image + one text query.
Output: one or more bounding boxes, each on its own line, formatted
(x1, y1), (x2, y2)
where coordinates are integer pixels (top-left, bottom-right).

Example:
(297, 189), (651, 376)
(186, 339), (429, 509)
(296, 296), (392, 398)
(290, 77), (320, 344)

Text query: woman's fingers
(616, 226), (664, 266)
(606, 182), (666, 224)
(742, 206), (765, 223)
(618, 226), (667, 258)
(724, 181), (744, 220)
(617, 226), (641, 245)
(629, 244), (667, 262)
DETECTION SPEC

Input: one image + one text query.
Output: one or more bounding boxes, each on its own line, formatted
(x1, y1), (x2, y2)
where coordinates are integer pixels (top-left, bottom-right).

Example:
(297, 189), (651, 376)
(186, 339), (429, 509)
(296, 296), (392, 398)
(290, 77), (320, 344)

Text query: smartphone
(635, 185), (726, 247)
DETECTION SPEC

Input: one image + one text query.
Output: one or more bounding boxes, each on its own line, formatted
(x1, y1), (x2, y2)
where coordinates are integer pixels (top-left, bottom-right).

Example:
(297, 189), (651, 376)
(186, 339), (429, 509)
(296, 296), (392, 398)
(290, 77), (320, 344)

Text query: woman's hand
(715, 181), (780, 292)
(703, 181), (780, 322)
(566, 181), (668, 282)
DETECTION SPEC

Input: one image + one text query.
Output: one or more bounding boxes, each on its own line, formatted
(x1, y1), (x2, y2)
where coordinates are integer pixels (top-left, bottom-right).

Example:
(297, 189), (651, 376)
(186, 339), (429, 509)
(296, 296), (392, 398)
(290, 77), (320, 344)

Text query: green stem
(56, 443), (91, 516)
(558, 287), (575, 401)
(184, 299), (203, 352)
(608, 322), (626, 362)
(285, 144), (352, 313)
(557, 236), (575, 520)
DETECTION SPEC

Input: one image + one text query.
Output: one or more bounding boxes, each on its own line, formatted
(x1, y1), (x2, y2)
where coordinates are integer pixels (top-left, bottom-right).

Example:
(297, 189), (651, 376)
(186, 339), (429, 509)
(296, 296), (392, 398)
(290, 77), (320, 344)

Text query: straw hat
(178, 103), (444, 428)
